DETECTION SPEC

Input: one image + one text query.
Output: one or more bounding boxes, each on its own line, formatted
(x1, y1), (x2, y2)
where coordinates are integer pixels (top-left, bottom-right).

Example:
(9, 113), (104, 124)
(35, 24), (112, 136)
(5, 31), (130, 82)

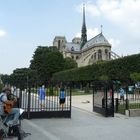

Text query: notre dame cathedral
(52, 4), (119, 67)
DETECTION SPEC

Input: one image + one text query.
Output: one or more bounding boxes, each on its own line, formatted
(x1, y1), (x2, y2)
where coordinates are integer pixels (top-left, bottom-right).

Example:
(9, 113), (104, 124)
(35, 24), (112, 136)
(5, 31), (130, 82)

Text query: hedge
(52, 53), (140, 82)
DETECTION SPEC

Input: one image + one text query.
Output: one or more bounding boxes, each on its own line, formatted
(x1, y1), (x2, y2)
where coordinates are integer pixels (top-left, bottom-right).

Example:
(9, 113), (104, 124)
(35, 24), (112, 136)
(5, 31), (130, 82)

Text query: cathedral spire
(80, 3), (87, 49)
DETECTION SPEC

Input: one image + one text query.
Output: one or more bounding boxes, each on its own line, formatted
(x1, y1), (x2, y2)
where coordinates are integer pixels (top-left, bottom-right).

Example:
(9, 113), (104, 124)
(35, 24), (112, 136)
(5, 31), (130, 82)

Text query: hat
(2, 87), (11, 92)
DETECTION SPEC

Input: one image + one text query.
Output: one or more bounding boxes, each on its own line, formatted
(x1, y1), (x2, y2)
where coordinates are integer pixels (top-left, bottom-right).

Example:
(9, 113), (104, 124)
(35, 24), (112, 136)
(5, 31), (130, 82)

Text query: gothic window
(71, 46), (74, 51)
(94, 53), (96, 60)
(98, 49), (102, 60)
(58, 40), (60, 50)
(105, 49), (108, 59)
(109, 52), (111, 59)
(76, 56), (79, 59)
(72, 56), (74, 59)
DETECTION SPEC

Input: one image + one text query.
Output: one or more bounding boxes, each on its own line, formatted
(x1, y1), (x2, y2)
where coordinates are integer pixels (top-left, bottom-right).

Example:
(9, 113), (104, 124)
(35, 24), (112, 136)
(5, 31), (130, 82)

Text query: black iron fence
(12, 86), (71, 119)
(115, 88), (140, 114)
(92, 81), (114, 117)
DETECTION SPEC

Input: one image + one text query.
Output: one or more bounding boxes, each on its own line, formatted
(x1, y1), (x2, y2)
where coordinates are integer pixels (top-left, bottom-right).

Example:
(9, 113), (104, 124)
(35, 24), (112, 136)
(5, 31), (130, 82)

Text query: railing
(115, 89), (140, 114)
(11, 86), (72, 119)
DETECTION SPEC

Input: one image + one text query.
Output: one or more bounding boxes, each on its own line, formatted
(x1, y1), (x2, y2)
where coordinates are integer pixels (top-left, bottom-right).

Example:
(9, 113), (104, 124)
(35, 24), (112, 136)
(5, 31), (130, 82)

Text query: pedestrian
(59, 87), (66, 110)
(38, 85), (45, 111)
(119, 87), (125, 101)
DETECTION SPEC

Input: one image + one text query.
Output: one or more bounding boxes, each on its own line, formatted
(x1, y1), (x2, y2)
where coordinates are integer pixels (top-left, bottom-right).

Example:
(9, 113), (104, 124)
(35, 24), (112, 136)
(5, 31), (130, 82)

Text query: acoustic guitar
(4, 101), (14, 114)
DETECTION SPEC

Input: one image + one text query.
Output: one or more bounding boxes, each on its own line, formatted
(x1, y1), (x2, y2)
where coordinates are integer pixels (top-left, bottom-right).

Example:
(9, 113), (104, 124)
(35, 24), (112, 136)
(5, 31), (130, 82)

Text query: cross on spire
(101, 25), (103, 33)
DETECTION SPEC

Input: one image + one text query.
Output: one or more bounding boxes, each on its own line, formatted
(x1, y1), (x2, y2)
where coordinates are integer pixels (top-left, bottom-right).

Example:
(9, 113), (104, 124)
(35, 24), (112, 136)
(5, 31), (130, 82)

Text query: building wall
(53, 36), (112, 67)
(53, 36), (67, 50)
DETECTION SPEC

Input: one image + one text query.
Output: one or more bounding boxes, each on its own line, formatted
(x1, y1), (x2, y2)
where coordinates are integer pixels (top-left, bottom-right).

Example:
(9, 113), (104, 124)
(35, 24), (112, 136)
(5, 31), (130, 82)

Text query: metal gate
(17, 86), (71, 119)
(92, 81), (114, 117)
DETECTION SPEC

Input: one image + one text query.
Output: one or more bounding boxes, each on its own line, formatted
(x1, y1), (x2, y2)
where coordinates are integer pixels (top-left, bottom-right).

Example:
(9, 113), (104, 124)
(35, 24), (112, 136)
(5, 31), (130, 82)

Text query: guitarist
(0, 87), (20, 126)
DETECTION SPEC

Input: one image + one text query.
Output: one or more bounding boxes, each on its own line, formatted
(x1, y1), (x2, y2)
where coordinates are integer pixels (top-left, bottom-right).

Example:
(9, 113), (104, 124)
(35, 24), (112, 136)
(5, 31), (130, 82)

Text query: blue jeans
(4, 108), (20, 124)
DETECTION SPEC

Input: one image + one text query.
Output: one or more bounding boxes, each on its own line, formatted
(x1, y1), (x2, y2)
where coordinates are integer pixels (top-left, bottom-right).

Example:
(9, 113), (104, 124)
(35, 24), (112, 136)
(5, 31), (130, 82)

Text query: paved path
(22, 108), (140, 140)
(8, 95), (140, 140)
(72, 94), (93, 112)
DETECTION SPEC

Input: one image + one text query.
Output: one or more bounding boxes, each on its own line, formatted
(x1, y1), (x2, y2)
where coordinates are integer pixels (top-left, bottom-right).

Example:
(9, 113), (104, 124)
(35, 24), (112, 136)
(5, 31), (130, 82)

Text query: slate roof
(82, 33), (111, 50)
(65, 42), (80, 52)
(65, 33), (111, 52)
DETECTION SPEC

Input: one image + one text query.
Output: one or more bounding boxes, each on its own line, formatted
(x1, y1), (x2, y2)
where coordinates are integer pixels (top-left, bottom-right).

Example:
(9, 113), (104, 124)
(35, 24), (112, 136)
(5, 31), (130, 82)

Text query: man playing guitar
(0, 87), (20, 126)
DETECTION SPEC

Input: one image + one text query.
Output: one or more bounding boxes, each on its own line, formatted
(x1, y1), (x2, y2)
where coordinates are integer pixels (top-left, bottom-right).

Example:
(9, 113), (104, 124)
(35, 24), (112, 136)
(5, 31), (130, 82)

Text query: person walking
(38, 85), (45, 111)
(119, 87), (125, 101)
(59, 87), (66, 110)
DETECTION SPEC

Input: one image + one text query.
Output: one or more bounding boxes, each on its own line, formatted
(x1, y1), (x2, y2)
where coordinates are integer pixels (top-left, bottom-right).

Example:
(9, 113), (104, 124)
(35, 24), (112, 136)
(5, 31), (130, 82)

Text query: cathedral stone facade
(53, 5), (119, 67)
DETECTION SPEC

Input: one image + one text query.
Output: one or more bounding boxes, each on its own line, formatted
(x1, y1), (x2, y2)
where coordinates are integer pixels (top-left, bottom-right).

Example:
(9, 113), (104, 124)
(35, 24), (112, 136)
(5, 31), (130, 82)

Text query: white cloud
(75, 27), (100, 40)
(109, 38), (121, 49)
(82, 0), (140, 36)
(75, 1), (140, 55)
(0, 29), (6, 37)
(87, 27), (99, 39)
(86, 1), (101, 17)
(75, 1), (100, 17)
(98, 0), (140, 30)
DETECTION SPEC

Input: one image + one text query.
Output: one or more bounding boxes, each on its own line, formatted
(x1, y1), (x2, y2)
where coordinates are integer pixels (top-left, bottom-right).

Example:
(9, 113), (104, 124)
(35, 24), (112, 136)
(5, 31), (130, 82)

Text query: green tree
(9, 68), (37, 89)
(64, 57), (77, 70)
(1, 74), (10, 86)
(130, 72), (140, 82)
(30, 46), (65, 83)
(0, 75), (3, 92)
(44, 51), (65, 78)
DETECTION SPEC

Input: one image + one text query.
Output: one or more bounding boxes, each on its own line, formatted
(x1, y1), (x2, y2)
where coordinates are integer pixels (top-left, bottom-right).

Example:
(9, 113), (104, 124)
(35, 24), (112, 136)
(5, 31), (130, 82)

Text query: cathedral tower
(80, 3), (87, 49)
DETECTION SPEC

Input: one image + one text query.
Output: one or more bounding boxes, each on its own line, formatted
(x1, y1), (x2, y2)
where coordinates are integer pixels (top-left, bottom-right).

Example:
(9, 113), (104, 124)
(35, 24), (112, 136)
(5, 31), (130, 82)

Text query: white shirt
(0, 92), (7, 115)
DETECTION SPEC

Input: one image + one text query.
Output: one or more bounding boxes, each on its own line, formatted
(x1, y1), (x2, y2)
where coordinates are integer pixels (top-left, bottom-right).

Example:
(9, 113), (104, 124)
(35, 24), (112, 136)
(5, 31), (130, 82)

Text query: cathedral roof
(64, 33), (111, 52)
(65, 42), (80, 52)
(82, 33), (111, 50)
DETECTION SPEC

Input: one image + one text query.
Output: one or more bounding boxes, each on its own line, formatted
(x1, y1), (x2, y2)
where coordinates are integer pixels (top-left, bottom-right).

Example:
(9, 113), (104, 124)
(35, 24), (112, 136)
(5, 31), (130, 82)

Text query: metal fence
(92, 81), (114, 117)
(12, 86), (71, 119)
(115, 88), (140, 114)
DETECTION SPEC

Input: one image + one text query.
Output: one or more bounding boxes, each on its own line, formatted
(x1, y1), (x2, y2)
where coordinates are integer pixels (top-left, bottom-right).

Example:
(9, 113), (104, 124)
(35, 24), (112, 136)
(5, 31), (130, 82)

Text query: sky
(0, 0), (140, 75)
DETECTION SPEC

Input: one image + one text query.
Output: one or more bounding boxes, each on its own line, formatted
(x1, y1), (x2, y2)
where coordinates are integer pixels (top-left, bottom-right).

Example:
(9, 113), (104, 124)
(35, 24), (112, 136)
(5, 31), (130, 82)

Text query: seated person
(0, 87), (20, 126)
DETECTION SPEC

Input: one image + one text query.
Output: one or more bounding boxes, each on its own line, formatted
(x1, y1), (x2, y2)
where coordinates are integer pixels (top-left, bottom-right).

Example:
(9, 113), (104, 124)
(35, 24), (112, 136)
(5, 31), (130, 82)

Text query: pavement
(9, 95), (140, 140)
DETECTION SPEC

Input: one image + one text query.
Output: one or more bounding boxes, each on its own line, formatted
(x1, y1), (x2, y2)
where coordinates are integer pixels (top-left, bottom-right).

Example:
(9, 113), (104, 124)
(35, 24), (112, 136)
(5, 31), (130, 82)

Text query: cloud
(109, 38), (121, 49)
(75, 1), (100, 17)
(87, 28), (100, 39)
(75, 1), (140, 55)
(75, 27), (120, 50)
(98, 0), (140, 29)
(81, 0), (140, 36)
(0, 29), (6, 37)
(86, 1), (101, 17)
(75, 27), (100, 40)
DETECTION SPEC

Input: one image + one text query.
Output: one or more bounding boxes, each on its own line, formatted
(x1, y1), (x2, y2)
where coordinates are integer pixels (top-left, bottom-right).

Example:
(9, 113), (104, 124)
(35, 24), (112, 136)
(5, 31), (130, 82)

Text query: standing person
(0, 87), (20, 126)
(119, 87), (125, 101)
(38, 85), (45, 111)
(59, 87), (66, 110)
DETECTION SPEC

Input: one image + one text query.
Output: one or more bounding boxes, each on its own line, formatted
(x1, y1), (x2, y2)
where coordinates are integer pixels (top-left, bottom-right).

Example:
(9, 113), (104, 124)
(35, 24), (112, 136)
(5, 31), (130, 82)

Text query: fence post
(92, 85), (94, 112)
(69, 84), (72, 118)
(125, 86), (129, 110)
(27, 87), (31, 119)
(19, 89), (22, 108)
(105, 85), (108, 117)
(111, 82), (114, 117)
(115, 98), (118, 113)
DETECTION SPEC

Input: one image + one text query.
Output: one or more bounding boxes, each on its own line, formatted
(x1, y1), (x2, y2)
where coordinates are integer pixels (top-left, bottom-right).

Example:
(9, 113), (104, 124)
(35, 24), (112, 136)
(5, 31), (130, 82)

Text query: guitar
(0, 93), (17, 114)
(4, 101), (14, 114)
